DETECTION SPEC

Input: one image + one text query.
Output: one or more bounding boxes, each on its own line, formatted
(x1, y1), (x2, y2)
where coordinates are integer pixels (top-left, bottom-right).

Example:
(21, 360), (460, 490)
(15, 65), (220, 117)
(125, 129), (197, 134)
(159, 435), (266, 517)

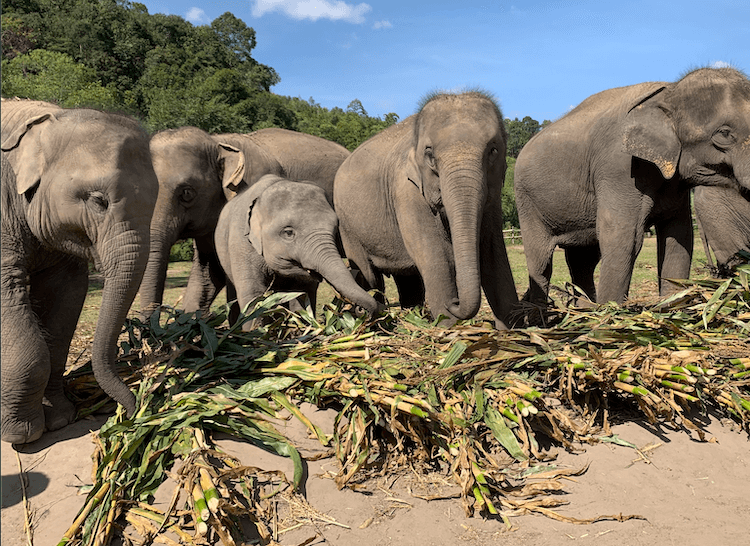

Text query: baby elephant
(215, 174), (381, 329)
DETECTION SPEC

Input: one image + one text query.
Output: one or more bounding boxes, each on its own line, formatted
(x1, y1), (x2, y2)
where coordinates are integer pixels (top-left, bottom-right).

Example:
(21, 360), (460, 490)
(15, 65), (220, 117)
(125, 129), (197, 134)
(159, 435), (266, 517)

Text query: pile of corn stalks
(59, 264), (750, 545)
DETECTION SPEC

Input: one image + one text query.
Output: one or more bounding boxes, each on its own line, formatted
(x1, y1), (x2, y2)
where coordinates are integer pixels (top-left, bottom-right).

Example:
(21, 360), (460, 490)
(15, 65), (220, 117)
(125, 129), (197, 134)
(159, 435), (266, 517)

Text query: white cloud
(252, 1), (372, 24)
(710, 60), (731, 69)
(185, 7), (207, 23)
(373, 20), (392, 29)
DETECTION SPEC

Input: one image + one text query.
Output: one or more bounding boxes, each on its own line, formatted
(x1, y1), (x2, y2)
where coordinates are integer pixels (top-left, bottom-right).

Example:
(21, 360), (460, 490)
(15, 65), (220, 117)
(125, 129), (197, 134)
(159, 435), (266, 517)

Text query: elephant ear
(243, 175), (284, 256)
(1, 113), (55, 195)
(218, 142), (246, 193)
(622, 87), (681, 179)
(405, 146), (424, 196)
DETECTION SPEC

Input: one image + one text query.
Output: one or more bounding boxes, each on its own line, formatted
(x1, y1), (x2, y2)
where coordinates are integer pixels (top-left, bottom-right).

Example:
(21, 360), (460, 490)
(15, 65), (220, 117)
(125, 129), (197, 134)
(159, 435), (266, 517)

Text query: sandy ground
(2, 402), (749, 546)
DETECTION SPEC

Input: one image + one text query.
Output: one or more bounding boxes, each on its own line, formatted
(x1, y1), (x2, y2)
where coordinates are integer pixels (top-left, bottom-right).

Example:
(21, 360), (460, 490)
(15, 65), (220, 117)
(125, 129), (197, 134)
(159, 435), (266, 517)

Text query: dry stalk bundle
(60, 266), (748, 543)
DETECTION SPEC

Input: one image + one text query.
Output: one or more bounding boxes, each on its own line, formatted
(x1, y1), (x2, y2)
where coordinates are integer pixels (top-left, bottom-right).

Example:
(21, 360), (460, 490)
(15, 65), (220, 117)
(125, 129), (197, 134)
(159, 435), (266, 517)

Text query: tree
(1, 49), (118, 109)
(1, 14), (36, 61)
(504, 116), (550, 158)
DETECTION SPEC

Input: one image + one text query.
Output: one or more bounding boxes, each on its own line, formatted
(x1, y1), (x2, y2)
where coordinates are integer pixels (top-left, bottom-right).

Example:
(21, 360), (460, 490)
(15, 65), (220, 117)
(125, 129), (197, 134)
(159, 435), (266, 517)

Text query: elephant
(140, 127), (351, 319)
(215, 174), (381, 330)
(694, 185), (750, 276)
(333, 90), (518, 328)
(1, 99), (158, 444)
(514, 67), (750, 306)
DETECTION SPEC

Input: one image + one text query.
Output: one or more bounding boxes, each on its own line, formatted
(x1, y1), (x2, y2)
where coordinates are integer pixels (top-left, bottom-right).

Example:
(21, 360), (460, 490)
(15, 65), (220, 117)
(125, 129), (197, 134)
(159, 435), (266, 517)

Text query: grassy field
(74, 234), (712, 346)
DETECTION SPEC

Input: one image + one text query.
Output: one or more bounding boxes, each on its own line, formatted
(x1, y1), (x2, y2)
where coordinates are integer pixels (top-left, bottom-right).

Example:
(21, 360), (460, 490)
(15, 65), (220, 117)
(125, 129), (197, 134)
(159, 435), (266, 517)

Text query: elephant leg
(564, 245), (600, 302)
(655, 202), (693, 295)
(182, 235), (226, 315)
(394, 274), (425, 309)
(518, 214), (555, 306)
(231, 261), (271, 333)
(225, 280), (240, 326)
(1, 266), (49, 444)
(524, 245), (554, 305)
(31, 258), (88, 431)
(596, 211), (643, 304)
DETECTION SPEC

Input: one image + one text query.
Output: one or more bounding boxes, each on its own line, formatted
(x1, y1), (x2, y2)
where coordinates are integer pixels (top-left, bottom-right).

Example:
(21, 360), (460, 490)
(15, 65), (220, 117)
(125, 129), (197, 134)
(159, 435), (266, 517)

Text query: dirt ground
(2, 401), (749, 546)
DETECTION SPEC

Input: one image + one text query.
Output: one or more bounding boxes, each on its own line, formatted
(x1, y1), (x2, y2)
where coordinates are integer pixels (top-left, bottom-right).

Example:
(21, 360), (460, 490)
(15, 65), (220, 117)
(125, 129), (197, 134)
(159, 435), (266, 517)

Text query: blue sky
(140, 1), (750, 122)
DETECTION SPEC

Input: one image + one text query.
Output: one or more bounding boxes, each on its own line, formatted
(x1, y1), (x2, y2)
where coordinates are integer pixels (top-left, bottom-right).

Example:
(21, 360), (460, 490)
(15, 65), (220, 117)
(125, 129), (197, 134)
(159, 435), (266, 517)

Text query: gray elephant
(515, 67), (750, 305)
(333, 91), (518, 328)
(140, 127), (350, 318)
(1, 99), (158, 444)
(694, 185), (750, 276)
(215, 174), (381, 330)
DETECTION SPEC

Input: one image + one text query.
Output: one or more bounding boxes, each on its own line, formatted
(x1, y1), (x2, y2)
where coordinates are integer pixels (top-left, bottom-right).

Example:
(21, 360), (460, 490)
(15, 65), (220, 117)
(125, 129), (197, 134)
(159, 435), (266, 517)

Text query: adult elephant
(140, 127), (350, 318)
(1, 99), (158, 444)
(694, 185), (750, 276)
(334, 91), (518, 328)
(515, 67), (750, 305)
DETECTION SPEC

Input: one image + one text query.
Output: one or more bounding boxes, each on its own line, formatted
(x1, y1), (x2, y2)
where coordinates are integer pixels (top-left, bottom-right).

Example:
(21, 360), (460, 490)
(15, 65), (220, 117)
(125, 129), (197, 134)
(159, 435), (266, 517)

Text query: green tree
(502, 157), (519, 229)
(1, 49), (118, 109)
(1, 13), (37, 61)
(504, 116), (550, 158)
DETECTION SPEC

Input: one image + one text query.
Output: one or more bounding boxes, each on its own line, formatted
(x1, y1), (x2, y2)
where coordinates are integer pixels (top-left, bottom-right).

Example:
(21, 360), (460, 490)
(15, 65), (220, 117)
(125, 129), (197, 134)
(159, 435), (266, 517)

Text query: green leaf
(484, 406), (528, 461)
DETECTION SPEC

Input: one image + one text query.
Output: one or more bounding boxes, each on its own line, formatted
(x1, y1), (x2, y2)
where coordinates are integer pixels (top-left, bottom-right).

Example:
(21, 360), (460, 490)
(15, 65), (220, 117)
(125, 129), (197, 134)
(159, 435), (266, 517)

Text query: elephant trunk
(93, 221), (150, 416)
(441, 158), (485, 320)
(139, 223), (180, 320)
(302, 236), (381, 315)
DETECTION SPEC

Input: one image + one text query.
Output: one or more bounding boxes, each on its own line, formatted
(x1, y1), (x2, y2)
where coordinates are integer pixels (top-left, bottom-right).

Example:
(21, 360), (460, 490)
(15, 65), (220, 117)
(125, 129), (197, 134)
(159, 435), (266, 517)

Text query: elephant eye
(281, 227), (295, 240)
(712, 126), (735, 149)
(425, 147), (437, 171)
(178, 186), (196, 203)
(87, 191), (109, 212)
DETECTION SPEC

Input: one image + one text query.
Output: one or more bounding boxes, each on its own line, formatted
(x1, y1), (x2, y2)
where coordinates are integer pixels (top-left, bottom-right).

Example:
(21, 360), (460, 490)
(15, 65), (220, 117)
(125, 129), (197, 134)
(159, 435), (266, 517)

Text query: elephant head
(140, 127), (245, 316)
(405, 92), (508, 319)
(623, 67), (750, 191)
(243, 175), (381, 314)
(1, 106), (158, 418)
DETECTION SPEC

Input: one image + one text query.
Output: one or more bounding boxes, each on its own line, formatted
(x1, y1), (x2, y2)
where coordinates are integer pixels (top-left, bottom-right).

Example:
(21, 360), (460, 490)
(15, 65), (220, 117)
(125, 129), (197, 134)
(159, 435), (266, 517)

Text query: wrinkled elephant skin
(141, 127), (350, 319)
(334, 91), (518, 328)
(515, 67), (750, 306)
(215, 174), (381, 331)
(1, 99), (158, 445)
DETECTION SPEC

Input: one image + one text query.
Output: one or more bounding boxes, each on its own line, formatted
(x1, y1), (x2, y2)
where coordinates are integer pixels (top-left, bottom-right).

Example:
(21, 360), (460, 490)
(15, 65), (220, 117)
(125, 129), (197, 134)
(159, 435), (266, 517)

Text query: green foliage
(502, 157), (519, 229)
(286, 97), (399, 151)
(504, 116), (551, 158)
(1, 49), (118, 109)
(1, 13), (37, 61)
(1, 0), (530, 155)
(169, 240), (194, 262)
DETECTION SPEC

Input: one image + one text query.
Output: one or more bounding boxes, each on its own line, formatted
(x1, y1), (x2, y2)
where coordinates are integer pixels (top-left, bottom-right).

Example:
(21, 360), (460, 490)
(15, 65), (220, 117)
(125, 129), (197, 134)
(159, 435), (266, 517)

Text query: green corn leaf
(484, 406), (528, 461)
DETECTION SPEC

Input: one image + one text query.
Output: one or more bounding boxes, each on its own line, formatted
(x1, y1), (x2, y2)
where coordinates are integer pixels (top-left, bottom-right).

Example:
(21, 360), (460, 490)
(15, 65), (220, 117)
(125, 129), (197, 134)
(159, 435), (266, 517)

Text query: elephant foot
(1, 407), (45, 445)
(43, 393), (77, 431)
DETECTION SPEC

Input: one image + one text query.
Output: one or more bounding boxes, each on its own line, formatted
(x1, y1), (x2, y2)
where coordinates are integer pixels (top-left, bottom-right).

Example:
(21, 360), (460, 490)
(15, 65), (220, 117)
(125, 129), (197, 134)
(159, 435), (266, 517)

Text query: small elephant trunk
(442, 162), (485, 320)
(139, 224), (179, 320)
(304, 240), (381, 315)
(92, 222), (150, 416)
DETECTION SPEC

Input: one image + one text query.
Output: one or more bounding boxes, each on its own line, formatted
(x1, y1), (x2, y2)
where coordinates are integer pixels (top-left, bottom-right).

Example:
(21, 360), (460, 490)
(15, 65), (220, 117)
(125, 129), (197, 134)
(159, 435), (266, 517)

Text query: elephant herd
(2, 66), (750, 445)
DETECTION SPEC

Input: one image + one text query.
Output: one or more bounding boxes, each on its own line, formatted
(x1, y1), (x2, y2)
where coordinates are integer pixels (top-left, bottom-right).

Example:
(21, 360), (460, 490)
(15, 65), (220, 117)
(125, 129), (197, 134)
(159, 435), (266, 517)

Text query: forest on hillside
(2, 0), (548, 226)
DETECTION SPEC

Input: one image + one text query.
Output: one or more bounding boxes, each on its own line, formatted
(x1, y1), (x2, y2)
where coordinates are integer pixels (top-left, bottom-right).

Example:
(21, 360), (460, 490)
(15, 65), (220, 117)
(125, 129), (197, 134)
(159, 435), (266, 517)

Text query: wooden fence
(503, 228), (523, 245)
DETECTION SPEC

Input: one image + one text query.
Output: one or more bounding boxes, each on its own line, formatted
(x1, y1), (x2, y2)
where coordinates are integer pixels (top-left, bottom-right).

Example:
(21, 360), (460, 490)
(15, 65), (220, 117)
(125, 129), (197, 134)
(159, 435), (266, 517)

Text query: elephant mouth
(306, 269), (323, 283)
